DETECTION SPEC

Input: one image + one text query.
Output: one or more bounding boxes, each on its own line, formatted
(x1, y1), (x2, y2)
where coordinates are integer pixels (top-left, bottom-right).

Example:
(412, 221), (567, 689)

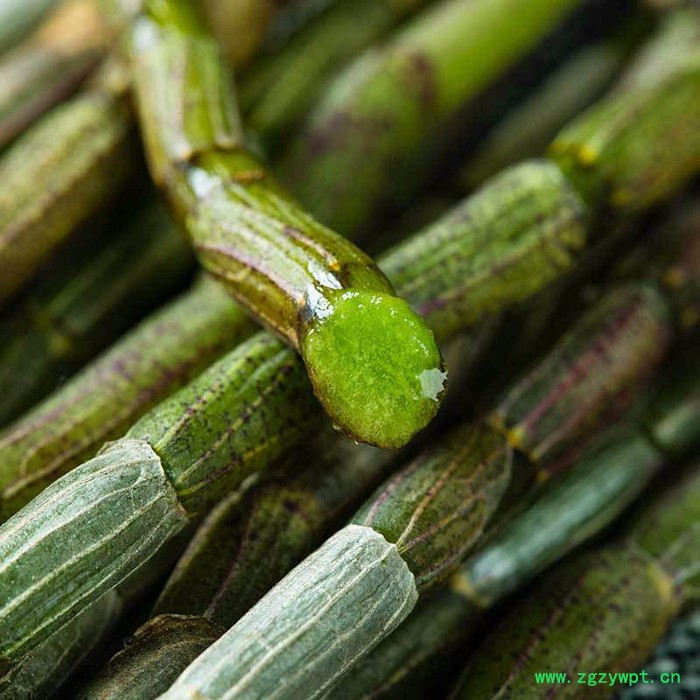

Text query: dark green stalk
(75, 615), (225, 700)
(0, 63), (138, 305)
(239, 0), (437, 150)
(0, 203), (194, 428)
(114, 0), (444, 449)
(328, 348), (700, 700)
(460, 40), (624, 189)
(0, 276), (257, 521)
(155, 209), (700, 699)
(0, 155), (587, 670)
(451, 454), (700, 698)
(0, 0), (110, 149)
(277, 0), (587, 235)
(0, 592), (123, 700)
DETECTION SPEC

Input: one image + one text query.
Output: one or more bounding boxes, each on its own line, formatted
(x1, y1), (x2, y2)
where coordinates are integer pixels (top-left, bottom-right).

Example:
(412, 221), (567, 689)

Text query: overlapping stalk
(0, 522), (199, 699)
(0, 0), (316, 307)
(328, 349), (700, 699)
(72, 235), (688, 697)
(0, 0), (110, 148)
(111, 0), (445, 449)
(0, 157), (587, 672)
(278, 0), (588, 235)
(451, 455), (700, 698)
(0, 157), (584, 524)
(0, 275), (257, 521)
(0, 203), (194, 428)
(2, 5), (699, 692)
(0, 62), (137, 305)
(239, 0), (437, 149)
(0, 0), (60, 53)
(460, 39), (623, 188)
(153, 208), (699, 699)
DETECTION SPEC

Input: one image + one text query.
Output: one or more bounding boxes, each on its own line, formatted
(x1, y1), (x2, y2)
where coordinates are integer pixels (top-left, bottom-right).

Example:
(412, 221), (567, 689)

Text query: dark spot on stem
(403, 52), (438, 113)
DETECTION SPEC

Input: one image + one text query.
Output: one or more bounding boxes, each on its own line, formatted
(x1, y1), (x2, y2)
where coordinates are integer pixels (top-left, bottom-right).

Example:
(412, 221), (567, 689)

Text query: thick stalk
(157, 211), (700, 699)
(0, 64), (138, 305)
(0, 157), (585, 668)
(0, 158), (583, 524)
(0, 0), (321, 307)
(114, 0), (444, 449)
(460, 40), (623, 188)
(0, 0), (111, 148)
(0, 592), (123, 700)
(239, 0), (437, 150)
(75, 615), (225, 700)
(550, 8), (700, 214)
(5, 9), (700, 672)
(0, 276), (257, 521)
(278, 0), (587, 235)
(328, 348), (700, 700)
(0, 203), (194, 428)
(451, 457), (700, 699)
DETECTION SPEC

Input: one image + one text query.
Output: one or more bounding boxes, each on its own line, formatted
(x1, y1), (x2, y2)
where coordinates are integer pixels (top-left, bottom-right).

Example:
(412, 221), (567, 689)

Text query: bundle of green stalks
(0, 0), (699, 698)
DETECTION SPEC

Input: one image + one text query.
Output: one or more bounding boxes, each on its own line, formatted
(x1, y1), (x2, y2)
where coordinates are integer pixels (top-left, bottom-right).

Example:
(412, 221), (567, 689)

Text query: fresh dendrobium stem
(0, 203), (194, 428)
(490, 284), (673, 470)
(112, 0), (444, 448)
(0, 63), (137, 305)
(550, 7), (700, 215)
(151, 433), (397, 626)
(327, 349), (700, 700)
(0, 154), (588, 672)
(0, 276), (257, 521)
(70, 229), (683, 698)
(278, 0), (587, 235)
(451, 454), (700, 699)
(0, 0), (110, 148)
(239, 0), (437, 149)
(156, 215), (700, 699)
(0, 157), (586, 524)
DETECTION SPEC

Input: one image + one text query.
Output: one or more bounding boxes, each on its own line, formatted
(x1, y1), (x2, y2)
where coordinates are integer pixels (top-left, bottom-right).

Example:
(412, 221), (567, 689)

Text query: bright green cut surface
(301, 290), (445, 448)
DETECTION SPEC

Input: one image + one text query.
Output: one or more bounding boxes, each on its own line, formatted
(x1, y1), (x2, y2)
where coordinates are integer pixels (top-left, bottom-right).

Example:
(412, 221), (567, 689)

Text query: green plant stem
(278, 0), (587, 235)
(0, 64), (138, 305)
(0, 203), (194, 428)
(239, 0), (437, 150)
(154, 207), (700, 699)
(0, 275), (257, 521)
(0, 154), (589, 671)
(0, 0), (111, 149)
(0, 0), (319, 307)
(550, 8), (700, 215)
(112, 0), (444, 448)
(327, 347), (700, 699)
(4, 5), (700, 678)
(451, 453), (700, 699)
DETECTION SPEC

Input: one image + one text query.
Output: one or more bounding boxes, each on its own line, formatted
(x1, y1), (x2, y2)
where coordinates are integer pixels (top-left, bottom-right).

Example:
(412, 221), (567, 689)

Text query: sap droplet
(418, 368), (447, 402)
